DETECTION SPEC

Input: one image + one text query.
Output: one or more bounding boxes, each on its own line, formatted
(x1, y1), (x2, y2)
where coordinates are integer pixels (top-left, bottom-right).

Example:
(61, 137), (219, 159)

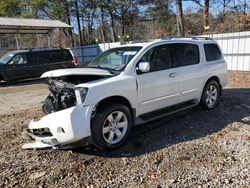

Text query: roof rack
(125, 39), (155, 44)
(161, 36), (213, 40)
(28, 47), (63, 52)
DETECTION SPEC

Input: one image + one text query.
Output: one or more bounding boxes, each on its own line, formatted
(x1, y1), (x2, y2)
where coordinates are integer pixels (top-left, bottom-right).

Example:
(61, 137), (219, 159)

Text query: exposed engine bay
(42, 75), (107, 114)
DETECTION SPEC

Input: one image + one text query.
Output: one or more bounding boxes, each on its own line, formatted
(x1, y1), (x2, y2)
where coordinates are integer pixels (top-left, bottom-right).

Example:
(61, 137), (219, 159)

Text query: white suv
(23, 37), (227, 150)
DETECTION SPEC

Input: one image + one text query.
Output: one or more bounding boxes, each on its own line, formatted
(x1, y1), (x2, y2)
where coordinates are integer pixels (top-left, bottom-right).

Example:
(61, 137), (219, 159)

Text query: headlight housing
(75, 87), (88, 105)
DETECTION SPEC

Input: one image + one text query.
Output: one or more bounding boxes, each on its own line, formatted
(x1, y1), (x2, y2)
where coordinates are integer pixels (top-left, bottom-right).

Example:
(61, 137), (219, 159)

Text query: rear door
(136, 44), (180, 115)
(170, 43), (205, 102)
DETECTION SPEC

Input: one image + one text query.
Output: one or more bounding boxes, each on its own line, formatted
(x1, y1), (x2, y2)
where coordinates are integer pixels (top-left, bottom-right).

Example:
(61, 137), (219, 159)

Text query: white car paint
(23, 38), (227, 149)
(41, 68), (113, 78)
(23, 104), (95, 149)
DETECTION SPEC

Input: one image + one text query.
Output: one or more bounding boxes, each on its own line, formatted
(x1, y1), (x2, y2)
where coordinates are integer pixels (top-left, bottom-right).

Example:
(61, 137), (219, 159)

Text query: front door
(6, 53), (32, 80)
(136, 44), (180, 115)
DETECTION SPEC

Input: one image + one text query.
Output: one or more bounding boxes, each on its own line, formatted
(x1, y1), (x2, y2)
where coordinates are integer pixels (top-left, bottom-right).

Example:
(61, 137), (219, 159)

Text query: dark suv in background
(0, 48), (77, 82)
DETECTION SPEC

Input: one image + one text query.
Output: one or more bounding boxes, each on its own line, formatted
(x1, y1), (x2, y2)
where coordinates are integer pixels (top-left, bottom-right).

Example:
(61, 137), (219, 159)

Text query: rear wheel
(200, 80), (220, 109)
(91, 104), (132, 150)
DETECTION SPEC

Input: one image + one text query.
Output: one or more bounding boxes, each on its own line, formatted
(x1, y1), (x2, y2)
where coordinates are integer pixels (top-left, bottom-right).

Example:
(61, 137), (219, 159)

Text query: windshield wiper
(89, 65), (119, 74)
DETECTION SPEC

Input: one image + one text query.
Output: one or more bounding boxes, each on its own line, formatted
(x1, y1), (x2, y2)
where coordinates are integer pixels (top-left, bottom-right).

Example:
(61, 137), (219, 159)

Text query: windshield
(0, 52), (14, 64)
(87, 47), (142, 71)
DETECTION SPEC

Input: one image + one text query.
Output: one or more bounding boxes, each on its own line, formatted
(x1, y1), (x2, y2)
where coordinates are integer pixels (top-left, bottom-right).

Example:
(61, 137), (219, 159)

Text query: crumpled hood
(41, 68), (113, 78)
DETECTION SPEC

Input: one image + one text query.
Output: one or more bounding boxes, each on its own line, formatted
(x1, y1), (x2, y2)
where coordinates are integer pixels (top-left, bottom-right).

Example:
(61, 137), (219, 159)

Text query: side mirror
(8, 61), (14, 65)
(138, 62), (150, 73)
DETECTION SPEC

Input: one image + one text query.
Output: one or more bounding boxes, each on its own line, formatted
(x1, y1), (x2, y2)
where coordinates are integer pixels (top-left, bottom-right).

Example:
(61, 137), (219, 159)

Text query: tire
(91, 103), (132, 150)
(200, 80), (221, 109)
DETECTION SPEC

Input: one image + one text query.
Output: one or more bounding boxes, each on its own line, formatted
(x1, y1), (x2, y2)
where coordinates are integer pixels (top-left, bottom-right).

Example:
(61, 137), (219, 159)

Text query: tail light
(71, 56), (77, 65)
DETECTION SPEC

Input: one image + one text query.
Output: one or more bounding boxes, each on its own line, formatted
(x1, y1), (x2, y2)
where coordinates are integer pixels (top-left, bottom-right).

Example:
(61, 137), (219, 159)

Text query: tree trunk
(204, 0), (209, 31)
(175, 0), (184, 36)
(222, 0), (226, 15)
(100, 7), (106, 43)
(75, 0), (83, 46)
(121, 4), (125, 40)
(108, 10), (116, 42)
(66, 2), (74, 47)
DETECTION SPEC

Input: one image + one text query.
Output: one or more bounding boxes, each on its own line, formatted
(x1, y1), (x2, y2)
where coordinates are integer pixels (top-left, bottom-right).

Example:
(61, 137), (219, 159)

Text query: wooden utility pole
(175, 0), (185, 36)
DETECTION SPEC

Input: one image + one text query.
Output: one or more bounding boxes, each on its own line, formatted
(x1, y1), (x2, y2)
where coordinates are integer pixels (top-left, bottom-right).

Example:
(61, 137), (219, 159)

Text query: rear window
(204, 44), (222, 62)
(49, 50), (72, 63)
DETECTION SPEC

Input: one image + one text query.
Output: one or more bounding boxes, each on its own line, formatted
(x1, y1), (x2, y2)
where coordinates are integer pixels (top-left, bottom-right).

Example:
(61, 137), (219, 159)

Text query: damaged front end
(22, 68), (113, 149)
(22, 105), (93, 149)
(42, 75), (104, 115)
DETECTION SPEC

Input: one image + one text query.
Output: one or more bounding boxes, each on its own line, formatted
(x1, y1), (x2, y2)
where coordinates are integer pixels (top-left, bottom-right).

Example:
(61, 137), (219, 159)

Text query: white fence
(72, 31), (250, 71)
(201, 31), (250, 71)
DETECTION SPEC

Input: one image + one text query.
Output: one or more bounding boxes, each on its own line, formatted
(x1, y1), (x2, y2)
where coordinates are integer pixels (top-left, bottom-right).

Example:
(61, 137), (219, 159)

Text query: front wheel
(200, 80), (221, 109)
(91, 104), (132, 150)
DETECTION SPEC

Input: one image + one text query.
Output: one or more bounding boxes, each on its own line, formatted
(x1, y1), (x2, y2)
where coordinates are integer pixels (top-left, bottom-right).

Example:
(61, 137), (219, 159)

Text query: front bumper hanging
(22, 105), (93, 149)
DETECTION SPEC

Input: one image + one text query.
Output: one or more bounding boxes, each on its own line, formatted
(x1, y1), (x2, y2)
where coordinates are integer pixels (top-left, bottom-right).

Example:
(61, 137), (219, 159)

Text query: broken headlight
(75, 87), (88, 105)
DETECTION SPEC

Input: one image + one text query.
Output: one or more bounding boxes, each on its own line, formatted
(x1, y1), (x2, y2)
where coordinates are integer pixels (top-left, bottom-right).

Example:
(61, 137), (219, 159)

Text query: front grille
(27, 128), (53, 137)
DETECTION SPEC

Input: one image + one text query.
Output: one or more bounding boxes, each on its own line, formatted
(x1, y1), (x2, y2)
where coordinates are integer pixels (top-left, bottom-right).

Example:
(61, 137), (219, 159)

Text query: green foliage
(0, 0), (21, 17)
(20, 0), (48, 17)
(48, 0), (67, 20)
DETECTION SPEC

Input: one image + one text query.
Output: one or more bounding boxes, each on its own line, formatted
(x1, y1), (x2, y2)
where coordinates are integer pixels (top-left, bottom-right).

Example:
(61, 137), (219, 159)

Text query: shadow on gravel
(0, 78), (45, 87)
(74, 88), (250, 158)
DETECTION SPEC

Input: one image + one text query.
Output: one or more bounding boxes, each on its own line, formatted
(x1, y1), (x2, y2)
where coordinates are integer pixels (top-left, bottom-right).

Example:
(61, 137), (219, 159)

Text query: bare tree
(65, 1), (75, 47)
(190, 0), (210, 31)
(204, 0), (209, 30)
(75, 0), (83, 46)
(99, 7), (107, 43)
(175, 0), (185, 36)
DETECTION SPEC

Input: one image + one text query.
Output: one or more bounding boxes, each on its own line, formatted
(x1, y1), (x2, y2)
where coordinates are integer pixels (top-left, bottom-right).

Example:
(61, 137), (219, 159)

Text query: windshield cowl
(87, 65), (120, 74)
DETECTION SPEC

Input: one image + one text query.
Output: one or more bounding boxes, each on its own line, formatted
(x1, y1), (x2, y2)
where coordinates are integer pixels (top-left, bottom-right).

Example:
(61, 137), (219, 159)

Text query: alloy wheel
(102, 111), (128, 144)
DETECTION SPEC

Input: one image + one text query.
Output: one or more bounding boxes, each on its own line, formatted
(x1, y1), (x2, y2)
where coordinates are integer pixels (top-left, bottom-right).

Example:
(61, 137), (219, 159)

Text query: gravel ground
(0, 79), (250, 187)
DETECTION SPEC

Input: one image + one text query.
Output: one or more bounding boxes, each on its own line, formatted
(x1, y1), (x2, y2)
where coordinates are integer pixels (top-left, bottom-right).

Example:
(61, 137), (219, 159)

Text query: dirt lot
(0, 77), (250, 187)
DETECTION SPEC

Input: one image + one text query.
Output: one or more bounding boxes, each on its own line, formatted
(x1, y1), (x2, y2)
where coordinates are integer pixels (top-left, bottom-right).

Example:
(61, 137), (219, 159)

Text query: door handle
(169, 73), (177, 78)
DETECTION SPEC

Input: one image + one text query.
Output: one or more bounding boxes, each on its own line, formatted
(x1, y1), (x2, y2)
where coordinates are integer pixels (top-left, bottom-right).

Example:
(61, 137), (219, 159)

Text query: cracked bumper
(22, 105), (93, 149)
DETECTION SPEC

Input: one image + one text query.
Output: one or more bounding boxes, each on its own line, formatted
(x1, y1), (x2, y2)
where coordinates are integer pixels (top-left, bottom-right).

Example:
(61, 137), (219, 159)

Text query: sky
(182, 0), (250, 14)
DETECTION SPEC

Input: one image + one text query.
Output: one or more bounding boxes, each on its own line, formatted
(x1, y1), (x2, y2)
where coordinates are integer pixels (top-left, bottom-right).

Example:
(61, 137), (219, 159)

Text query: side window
(27, 52), (48, 64)
(61, 50), (73, 61)
(49, 50), (63, 63)
(139, 44), (171, 72)
(10, 54), (27, 65)
(204, 44), (222, 62)
(27, 53), (37, 64)
(169, 43), (200, 67)
(36, 52), (48, 64)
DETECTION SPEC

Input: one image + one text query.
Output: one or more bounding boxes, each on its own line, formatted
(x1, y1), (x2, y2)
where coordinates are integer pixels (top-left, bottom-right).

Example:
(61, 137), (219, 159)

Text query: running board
(135, 100), (198, 125)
